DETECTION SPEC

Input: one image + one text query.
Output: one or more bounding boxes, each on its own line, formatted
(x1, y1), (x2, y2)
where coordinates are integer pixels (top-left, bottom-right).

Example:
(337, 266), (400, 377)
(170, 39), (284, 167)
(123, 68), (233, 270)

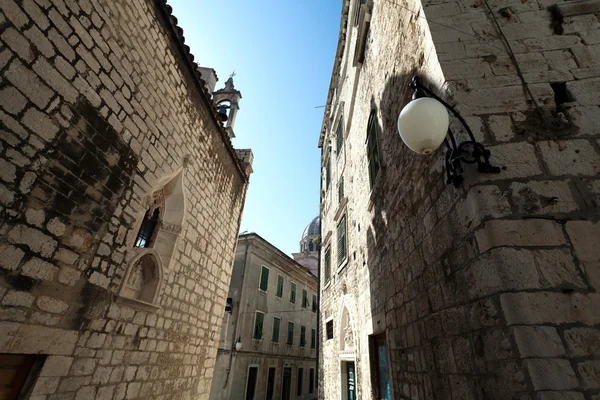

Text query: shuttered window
(259, 266), (269, 291)
(302, 289), (308, 308)
(276, 275), (284, 298)
(337, 216), (347, 266)
(311, 328), (316, 349)
(272, 317), (281, 342)
(367, 110), (381, 189)
(290, 283), (296, 303)
(312, 294), (317, 313)
(324, 247), (331, 284)
(326, 320), (334, 340)
(253, 312), (265, 339)
(325, 157), (331, 191)
(335, 118), (344, 156)
(300, 325), (307, 347)
(287, 322), (294, 344)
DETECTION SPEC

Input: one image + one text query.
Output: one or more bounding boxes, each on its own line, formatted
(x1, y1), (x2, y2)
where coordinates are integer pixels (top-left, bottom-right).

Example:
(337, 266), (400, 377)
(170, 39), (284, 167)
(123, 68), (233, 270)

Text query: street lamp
(235, 337), (242, 351)
(397, 76), (500, 187)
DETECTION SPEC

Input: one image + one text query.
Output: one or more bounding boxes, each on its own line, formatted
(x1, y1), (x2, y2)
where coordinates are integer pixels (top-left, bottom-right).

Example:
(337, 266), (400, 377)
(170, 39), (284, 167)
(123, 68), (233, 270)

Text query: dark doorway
(245, 366), (258, 400)
(281, 367), (292, 400)
(266, 367), (276, 400)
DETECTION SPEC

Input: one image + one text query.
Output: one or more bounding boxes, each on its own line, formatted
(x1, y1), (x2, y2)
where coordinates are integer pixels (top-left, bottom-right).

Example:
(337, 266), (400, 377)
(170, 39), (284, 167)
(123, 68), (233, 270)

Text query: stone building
(210, 233), (318, 400)
(292, 216), (321, 277)
(0, 0), (252, 399)
(318, 0), (600, 399)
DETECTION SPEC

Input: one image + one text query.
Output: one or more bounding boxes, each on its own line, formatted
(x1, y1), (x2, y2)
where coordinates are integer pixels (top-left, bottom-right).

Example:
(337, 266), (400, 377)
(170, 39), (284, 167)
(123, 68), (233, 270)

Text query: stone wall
(319, 0), (599, 399)
(0, 0), (250, 399)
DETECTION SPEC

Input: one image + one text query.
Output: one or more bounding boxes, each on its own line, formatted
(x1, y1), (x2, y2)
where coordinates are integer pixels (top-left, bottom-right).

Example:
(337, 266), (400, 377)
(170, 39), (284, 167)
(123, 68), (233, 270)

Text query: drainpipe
(223, 235), (250, 388)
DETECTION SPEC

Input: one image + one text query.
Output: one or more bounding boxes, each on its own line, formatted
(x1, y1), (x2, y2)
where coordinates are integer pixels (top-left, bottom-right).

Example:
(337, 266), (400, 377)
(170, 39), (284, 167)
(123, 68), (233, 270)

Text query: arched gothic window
(134, 190), (164, 248)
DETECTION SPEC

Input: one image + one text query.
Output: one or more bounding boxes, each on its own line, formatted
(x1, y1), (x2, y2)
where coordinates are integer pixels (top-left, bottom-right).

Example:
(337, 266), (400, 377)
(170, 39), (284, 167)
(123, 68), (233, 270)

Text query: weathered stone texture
(319, 0), (600, 399)
(0, 0), (249, 399)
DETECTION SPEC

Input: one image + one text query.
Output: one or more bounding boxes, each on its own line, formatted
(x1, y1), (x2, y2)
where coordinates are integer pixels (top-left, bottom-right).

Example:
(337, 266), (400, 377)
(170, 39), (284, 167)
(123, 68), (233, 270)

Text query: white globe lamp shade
(235, 341), (242, 351)
(397, 97), (450, 155)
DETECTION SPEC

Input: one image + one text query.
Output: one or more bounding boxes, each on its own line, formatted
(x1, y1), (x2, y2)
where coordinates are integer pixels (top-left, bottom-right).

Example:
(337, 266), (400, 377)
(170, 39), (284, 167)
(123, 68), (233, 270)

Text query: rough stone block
(476, 219), (566, 253)
(501, 292), (600, 325)
(525, 358), (579, 390)
(21, 257), (59, 281)
(70, 358), (97, 376)
(37, 296), (69, 314)
(512, 325), (565, 357)
(0, 244), (25, 271)
(487, 115), (514, 142)
(31, 376), (60, 395)
(40, 356), (74, 377)
(532, 248), (586, 289)
(538, 139), (600, 176)
(567, 106), (600, 136)
(1, 290), (35, 307)
(5, 59), (54, 109)
(568, 78), (600, 105)
(510, 181), (578, 215)
(566, 221), (600, 290)
(465, 142), (542, 184)
(564, 327), (600, 357)
(577, 360), (600, 389)
(4, 322), (78, 355)
(22, 107), (60, 142)
(0, 86), (28, 115)
(534, 391), (585, 400)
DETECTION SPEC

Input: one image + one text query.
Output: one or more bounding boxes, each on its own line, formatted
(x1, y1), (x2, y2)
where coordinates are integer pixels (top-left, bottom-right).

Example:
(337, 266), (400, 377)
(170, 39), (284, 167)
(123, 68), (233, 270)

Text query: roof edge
(155, 0), (249, 183)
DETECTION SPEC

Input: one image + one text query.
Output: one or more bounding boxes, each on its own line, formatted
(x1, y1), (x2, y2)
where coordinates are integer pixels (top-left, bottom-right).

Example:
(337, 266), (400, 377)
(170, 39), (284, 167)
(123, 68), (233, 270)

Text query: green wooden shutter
(324, 248), (331, 283)
(260, 266), (269, 291)
(287, 322), (294, 344)
(367, 111), (381, 188)
(254, 312), (264, 339)
(311, 328), (316, 348)
(300, 326), (306, 347)
(290, 283), (296, 303)
(312, 295), (317, 313)
(272, 318), (280, 342)
(302, 289), (308, 308)
(337, 216), (347, 265)
(276, 275), (284, 297)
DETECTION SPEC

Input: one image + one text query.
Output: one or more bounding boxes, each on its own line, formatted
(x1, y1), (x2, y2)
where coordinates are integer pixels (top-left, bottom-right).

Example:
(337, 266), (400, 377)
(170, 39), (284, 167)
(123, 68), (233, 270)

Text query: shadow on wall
(363, 73), (482, 398)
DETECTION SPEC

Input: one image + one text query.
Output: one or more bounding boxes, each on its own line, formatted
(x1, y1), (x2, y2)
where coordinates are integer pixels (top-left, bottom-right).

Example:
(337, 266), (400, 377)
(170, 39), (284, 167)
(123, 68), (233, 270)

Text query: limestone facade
(210, 234), (318, 400)
(319, 0), (600, 399)
(0, 0), (252, 399)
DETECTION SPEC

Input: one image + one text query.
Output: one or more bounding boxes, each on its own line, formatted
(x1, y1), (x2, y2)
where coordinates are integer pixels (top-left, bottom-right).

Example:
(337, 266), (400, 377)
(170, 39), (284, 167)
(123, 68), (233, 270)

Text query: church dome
(302, 216), (320, 239)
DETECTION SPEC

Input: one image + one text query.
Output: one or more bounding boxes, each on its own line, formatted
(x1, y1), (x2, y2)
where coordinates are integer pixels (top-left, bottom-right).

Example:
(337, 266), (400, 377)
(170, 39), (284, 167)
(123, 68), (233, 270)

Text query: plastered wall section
(0, 0), (248, 399)
(319, 0), (600, 399)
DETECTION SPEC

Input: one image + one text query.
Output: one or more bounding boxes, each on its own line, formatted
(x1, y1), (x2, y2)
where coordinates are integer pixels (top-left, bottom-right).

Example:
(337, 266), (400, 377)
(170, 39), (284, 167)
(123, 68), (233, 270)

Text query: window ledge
(368, 166), (386, 212)
(334, 197), (348, 223)
(258, 289), (267, 294)
(323, 280), (331, 290)
(337, 257), (349, 274)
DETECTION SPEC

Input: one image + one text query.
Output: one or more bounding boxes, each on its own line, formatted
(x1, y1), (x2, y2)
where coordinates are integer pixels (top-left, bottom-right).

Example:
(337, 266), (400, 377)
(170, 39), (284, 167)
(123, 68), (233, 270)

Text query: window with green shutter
(287, 322), (294, 344)
(325, 157), (331, 191)
(312, 294), (317, 313)
(338, 177), (344, 203)
(276, 275), (284, 298)
(335, 118), (344, 156)
(253, 311), (264, 339)
(300, 325), (306, 347)
(259, 266), (269, 291)
(290, 283), (296, 303)
(302, 289), (308, 308)
(272, 317), (281, 342)
(337, 216), (347, 266)
(324, 247), (331, 284)
(311, 328), (316, 348)
(366, 110), (381, 189)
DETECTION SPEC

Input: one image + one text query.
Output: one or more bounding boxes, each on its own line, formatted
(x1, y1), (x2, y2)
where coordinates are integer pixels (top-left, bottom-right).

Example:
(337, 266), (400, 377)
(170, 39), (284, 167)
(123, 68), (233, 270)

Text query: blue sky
(169, 0), (341, 255)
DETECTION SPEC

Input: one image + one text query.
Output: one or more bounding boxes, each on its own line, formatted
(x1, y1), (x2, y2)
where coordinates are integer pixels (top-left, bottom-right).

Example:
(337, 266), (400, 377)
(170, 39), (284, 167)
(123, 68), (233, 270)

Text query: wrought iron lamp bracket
(411, 76), (500, 187)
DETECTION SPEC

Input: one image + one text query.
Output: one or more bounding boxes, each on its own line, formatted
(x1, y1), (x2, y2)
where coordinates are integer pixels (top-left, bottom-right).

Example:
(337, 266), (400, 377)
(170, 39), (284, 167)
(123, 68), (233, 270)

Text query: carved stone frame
(116, 249), (164, 312)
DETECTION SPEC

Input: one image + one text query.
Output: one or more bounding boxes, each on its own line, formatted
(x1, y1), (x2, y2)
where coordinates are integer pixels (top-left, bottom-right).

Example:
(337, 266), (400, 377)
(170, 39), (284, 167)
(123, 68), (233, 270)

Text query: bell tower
(212, 72), (242, 139)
